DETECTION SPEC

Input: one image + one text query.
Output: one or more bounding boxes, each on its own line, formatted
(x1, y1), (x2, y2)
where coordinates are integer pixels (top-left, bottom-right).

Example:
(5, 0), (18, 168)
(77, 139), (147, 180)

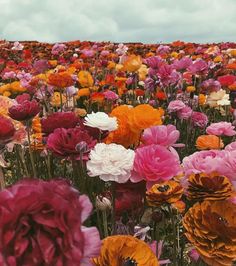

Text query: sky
(0, 0), (235, 44)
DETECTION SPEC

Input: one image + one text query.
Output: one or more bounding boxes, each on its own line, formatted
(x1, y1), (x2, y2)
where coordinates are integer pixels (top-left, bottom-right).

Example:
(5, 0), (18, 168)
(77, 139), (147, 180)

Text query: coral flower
(196, 135), (224, 150)
(183, 199), (236, 266)
(132, 144), (180, 188)
(186, 172), (233, 201)
(47, 72), (74, 88)
(92, 235), (159, 266)
(146, 180), (183, 206)
(0, 179), (101, 265)
(0, 115), (16, 144)
(128, 104), (163, 134)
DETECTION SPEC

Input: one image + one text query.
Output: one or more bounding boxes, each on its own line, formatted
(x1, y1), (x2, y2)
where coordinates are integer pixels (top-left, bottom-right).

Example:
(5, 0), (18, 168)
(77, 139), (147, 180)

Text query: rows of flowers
(0, 39), (236, 265)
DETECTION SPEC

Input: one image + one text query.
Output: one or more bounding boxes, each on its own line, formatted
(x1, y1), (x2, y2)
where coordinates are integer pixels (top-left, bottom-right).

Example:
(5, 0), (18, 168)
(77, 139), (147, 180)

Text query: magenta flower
(103, 90), (119, 101)
(191, 112), (208, 128)
(0, 179), (101, 265)
(131, 144), (180, 188)
(47, 127), (96, 160)
(157, 64), (180, 87)
(15, 93), (31, 104)
(8, 100), (40, 121)
(176, 106), (192, 119)
(167, 100), (186, 113)
(0, 115), (16, 144)
(144, 56), (163, 69)
(142, 125), (183, 148)
(173, 57), (193, 71)
(51, 43), (66, 55)
(187, 59), (208, 75)
(206, 122), (236, 136)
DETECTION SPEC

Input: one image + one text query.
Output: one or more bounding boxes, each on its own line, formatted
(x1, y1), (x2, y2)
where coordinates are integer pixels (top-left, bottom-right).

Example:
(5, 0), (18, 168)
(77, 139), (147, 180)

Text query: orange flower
(32, 116), (42, 134)
(172, 200), (186, 213)
(186, 86), (196, 93)
(47, 72), (74, 88)
(122, 54), (142, 72)
(9, 81), (26, 93)
(186, 172), (233, 201)
(106, 105), (140, 147)
(92, 235), (159, 266)
(183, 200), (236, 266)
(78, 70), (94, 87)
(128, 104), (163, 133)
(226, 63), (236, 70)
(90, 92), (105, 104)
(196, 135), (224, 150)
(50, 92), (66, 107)
(155, 90), (167, 101)
(77, 88), (90, 97)
(146, 180), (183, 206)
(198, 94), (206, 105)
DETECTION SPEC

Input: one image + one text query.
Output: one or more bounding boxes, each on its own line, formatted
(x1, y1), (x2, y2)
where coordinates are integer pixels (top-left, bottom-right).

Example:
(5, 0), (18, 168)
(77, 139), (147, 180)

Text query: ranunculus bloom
(206, 89), (230, 107)
(167, 100), (186, 113)
(191, 111), (208, 128)
(51, 43), (66, 55)
(206, 122), (236, 136)
(87, 143), (135, 183)
(122, 54), (142, 72)
(0, 115), (16, 144)
(8, 100), (40, 121)
(146, 180), (183, 206)
(84, 112), (118, 132)
(131, 144), (180, 188)
(41, 111), (80, 134)
(92, 235), (159, 266)
(186, 172), (233, 201)
(142, 125), (183, 148)
(47, 72), (74, 88)
(103, 90), (119, 101)
(201, 79), (221, 93)
(183, 200), (236, 266)
(217, 74), (236, 87)
(187, 59), (208, 75)
(0, 179), (101, 265)
(47, 127), (96, 160)
(15, 93), (31, 104)
(196, 135), (224, 150)
(78, 71), (94, 87)
(176, 106), (193, 119)
(173, 57), (193, 71)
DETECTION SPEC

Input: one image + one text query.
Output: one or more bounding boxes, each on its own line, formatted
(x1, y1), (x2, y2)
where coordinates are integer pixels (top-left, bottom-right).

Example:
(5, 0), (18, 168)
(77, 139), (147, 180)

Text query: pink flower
(191, 111), (208, 128)
(176, 106), (193, 119)
(144, 56), (164, 69)
(103, 90), (119, 101)
(167, 100), (186, 113)
(0, 179), (101, 265)
(201, 79), (221, 92)
(173, 57), (192, 71)
(51, 43), (66, 55)
(131, 144), (180, 188)
(206, 122), (236, 136)
(142, 125), (183, 148)
(225, 141), (236, 151)
(188, 248), (200, 262)
(187, 59), (208, 75)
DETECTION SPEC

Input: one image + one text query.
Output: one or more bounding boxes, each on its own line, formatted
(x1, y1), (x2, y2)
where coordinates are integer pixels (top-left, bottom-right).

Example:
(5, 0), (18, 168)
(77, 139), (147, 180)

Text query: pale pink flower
(167, 100), (186, 113)
(206, 122), (236, 136)
(225, 141), (236, 151)
(131, 144), (180, 188)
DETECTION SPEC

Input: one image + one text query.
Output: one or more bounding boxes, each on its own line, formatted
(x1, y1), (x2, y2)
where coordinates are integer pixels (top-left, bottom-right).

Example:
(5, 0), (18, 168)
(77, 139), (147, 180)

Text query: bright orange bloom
(198, 94), (206, 105)
(47, 72), (74, 88)
(92, 235), (159, 266)
(226, 63), (236, 70)
(122, 54), (142, 72)
(77, 88), (90, 97)
(78, 70), (94, 87)
(90, 92), (105, 103)
(196, 135), (224, 150)
(186, 86), (196, 93)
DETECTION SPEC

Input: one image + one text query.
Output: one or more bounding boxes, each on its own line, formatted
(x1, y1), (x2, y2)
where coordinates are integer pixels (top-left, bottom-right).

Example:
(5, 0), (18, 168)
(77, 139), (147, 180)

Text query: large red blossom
(0, 179), (101, 266)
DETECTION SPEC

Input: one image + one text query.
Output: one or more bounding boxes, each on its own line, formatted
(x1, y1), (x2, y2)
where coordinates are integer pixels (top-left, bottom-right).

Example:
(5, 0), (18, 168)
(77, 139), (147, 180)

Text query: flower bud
(95, 195), (112, 211)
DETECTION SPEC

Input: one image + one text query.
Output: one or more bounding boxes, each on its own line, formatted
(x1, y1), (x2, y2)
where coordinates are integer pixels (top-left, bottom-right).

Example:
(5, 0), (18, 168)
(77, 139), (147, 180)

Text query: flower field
(0, 39), (236, 265)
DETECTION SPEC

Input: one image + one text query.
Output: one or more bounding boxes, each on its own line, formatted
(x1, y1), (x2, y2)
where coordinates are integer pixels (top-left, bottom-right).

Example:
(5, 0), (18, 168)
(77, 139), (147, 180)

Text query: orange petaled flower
(196, 135), (224, 150)
(32, 116), (42, 134)
(128, 104), (163, 133)
(50, 92), (66, 107)
(106, 105), (140, 148)
(78, 70), (94, 87)
(122, 55), (142, 72)
(198, 94), (206, 105)
(47, 72), (74, 88)
(9, 81), (26, 93)
(90, 92), (105, 104)
(226, 63), (236, 70)
(183, 200), (236, 266)
(77, 88), (90, 98)
(146, 180), (183, 206)
(186, 172), (233, 201)
(92, 235), (159, 266)
(186, 86), (196, 93)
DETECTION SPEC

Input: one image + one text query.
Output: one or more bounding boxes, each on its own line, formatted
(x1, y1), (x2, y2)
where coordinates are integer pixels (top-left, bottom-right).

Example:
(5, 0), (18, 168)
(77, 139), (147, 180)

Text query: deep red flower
(15, 93), (31, 104)
(0, 115), (15, 144)
(47, 127), (96, 160)
(0, 179), (101, 266)
(8, 100), (40, 121)
(41, 111), (80, 134)
(217, 75), (236, 87)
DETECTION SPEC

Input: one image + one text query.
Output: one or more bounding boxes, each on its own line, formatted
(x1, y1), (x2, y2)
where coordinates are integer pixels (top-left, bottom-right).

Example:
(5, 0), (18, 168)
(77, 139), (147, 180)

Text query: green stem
(26, 125), (37, 177)
(168, 205), (178, 266)
(102, 211), (109, 237)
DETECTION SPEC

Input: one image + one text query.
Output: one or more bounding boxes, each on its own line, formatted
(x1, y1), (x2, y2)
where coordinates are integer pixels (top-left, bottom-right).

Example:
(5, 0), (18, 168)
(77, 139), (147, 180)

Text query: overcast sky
(0, 0), (235, 43)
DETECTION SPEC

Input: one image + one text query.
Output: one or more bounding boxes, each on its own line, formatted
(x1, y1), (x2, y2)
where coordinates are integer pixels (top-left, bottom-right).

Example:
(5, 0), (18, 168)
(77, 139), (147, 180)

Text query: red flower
(15, 93), (31, 104)
(41, 111), (80, 134)
(47, 127), (96, 160)
(217, 75), (236, 87)
(0, 179), (101, 265)
(8, 100), (40, 121)
(0, 115), (15, 144)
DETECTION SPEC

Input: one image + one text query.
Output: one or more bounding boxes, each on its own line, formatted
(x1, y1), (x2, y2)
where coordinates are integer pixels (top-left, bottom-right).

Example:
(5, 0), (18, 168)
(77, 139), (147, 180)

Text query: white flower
(86, 143), (135, 183)
(84, 112), (118, 131)
(206, 89), (230, 107)
(11, 41), (24, 51)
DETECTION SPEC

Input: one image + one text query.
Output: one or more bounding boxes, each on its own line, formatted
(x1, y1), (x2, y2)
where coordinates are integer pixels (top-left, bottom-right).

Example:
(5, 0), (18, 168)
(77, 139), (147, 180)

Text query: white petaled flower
(86, 143), (135, 183)
(84, 112), (118, 131)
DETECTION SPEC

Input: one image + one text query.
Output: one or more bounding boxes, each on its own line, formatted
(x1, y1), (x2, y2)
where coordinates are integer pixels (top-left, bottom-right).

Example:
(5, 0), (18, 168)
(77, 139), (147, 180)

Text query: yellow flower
(50, 92), (66, 107)
(138, 64), (148, 81)
(78, 71), (94, 87)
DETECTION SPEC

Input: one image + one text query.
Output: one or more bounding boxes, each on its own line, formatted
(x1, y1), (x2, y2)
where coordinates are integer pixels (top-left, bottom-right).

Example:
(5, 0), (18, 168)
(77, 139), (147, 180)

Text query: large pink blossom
(176, 106), (193, 119)
(191, 111), (208, 128)
(206, 122), (236, 136)
(0, 179), (101, 265)
(167, 100), (186, 113)
(131, 144), (180, 188)
(187, 59), (208, 75)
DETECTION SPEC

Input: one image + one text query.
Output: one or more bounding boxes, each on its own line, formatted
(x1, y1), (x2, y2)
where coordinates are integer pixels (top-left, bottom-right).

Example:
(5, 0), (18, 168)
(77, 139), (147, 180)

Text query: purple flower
(201, 79), (221, 92)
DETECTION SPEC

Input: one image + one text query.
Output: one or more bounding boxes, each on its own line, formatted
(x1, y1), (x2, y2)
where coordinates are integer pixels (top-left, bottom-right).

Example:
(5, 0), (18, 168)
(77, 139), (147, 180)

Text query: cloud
(0, 0), (235, 43)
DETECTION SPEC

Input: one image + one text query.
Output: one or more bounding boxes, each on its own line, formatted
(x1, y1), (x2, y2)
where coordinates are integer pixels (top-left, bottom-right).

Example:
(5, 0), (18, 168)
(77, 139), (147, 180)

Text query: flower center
(122, 257), (138, 266)
(157, 184), (170, 192)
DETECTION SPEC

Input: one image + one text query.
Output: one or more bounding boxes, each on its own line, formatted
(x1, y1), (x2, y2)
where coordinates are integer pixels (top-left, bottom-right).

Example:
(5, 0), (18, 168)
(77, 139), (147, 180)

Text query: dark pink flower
(15, 93), (31, 104)
(0, 179), (101, 265)
(8, 100), (40, 121)
(47, 127), (96, 160)
(144, 56), (163, 69)
(187, 59), (208, 75)
(177, 106), (192, 119)
(41, 112), (80, 134)
(173, 57), (193, 71)
(191, 112), (208, 128)
(0, 115), (15, 144)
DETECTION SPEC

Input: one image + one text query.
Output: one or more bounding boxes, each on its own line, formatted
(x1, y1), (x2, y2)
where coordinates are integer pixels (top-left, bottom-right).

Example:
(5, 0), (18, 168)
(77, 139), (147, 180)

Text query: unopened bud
(95, 195), (112, 211)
